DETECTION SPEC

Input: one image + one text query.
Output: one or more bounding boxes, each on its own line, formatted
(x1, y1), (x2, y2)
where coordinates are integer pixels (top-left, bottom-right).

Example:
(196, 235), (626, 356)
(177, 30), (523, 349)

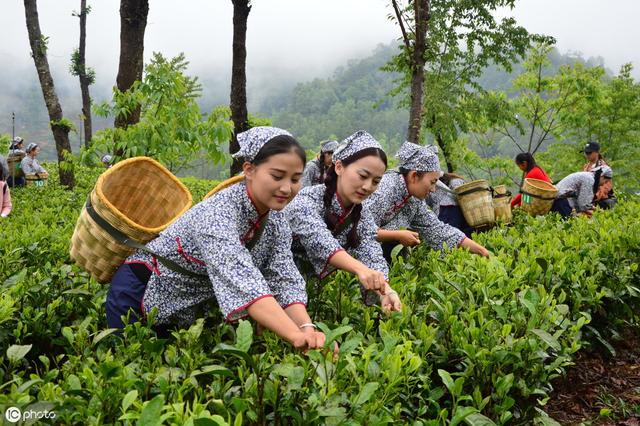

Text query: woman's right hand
(396, 230), (421, 247)
(355, 267), (387, 294)
(291, 330), (327, 350)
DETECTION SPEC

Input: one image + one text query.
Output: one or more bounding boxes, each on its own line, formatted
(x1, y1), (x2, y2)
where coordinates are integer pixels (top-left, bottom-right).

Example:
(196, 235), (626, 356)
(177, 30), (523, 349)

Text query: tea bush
(0, 165), (638, 425)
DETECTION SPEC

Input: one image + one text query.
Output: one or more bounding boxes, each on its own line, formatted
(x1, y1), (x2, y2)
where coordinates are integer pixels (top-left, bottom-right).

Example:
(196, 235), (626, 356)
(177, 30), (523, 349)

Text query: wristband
(299, 323), (316, 329)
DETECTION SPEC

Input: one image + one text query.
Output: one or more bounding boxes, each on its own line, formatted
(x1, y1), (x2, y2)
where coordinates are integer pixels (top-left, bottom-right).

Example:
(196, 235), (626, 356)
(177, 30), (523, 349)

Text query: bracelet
(299, 323), (316, 329)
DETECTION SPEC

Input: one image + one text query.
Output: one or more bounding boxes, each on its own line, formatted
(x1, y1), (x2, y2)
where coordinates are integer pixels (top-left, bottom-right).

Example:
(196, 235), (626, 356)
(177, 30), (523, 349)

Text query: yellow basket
(7, 154), (25, 178)
(203, 174), (245, 200)
(492, 185), (512, 224)
(454, 180), (495, 229)
(521, 178), (558, 216)
(70, 157), (193, 283)
(25, 173), (48, 187)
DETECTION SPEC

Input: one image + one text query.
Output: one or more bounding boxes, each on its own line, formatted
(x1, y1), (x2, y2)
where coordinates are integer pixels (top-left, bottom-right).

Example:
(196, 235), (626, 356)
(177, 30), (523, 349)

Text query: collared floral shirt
(285, 184), (386, 305)
(556, 172), (595, 212)
(126, 182), (307, 325)
(366, 172), (466, 251)
(301, 159), (324, 188)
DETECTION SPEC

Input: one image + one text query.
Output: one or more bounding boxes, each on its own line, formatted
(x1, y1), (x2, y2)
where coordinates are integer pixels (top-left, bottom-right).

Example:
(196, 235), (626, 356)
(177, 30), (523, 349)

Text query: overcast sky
(0, 0), (639, 96)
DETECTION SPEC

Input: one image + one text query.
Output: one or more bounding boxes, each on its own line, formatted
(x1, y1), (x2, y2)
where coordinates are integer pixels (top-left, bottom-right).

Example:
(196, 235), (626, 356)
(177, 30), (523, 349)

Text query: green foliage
(384, 0), (552, 170)
(69, 48), (96, 85)
(0, 134), (10, 155)
(263, 44), (409, 153)
(85, 53), (233, 173)
(1, 165), (639, 424)
(50, 117), (77, 133)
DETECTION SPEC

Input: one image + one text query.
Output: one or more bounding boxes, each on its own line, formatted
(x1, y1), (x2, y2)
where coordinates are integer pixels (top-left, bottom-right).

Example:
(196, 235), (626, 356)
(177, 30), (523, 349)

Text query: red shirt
(512, 165), (552, 207)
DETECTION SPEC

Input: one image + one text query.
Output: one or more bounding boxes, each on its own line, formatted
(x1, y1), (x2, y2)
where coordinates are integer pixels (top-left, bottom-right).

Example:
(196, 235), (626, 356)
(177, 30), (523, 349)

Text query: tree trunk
(23, 0), (75, 188)
(229, 0), (251, 176)
(114, 0), (148, 130)
(435, 131), (455, 173)
(407, 0), (430, 144)
(78, 0), (92, 147)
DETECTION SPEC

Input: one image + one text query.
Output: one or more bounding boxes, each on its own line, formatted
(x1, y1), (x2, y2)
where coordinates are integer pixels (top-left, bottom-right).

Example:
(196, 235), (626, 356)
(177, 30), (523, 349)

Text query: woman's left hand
(380, 290), (402, 313)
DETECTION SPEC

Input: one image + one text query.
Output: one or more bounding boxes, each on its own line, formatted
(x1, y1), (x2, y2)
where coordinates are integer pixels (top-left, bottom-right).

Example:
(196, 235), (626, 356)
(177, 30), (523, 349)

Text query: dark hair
(515, 152), (536, 172)
(323, 147), (387, 249)
(316, 151), (333, 182)
(251, 134), (306, 167)
(439, 172), (464, 186)
(398, 167), (426, 178)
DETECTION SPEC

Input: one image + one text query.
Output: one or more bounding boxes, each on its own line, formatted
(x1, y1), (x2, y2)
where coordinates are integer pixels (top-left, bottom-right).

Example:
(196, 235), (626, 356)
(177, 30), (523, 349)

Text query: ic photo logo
(5, 406), (57, 423)
(4, 407), (21, 423)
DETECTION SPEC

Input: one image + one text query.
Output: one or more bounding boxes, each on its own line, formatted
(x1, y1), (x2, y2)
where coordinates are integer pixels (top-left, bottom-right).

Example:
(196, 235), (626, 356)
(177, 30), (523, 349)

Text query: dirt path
(544, 328), (640, 425)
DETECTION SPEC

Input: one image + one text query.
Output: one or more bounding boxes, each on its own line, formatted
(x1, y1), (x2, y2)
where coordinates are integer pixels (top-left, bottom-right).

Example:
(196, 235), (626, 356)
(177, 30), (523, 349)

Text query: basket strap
(85, 197), (208, 279)
(457, 186), (492, 197)
(493, 191), (512, 199)
(519, 190), (557, 201)
(243, 213), (269, 251)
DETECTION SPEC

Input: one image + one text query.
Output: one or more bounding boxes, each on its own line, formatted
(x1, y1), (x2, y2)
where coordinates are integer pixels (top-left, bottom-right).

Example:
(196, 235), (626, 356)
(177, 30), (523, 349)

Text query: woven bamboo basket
(454, 180), (495, 228)
(70, 157), (193, 283)
(520, 178), (558, 216)
(492, 184), (512, 224)
(25, 173), (48, 187)
(203, 174), (245, 200)
(7, 154), (25, 178)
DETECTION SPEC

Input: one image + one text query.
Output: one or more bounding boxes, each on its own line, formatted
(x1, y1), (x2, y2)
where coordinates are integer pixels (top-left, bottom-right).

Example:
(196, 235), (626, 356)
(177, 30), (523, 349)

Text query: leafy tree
(87, 53), (233, 174)
(229, 0), (252, 175)
(70, 0), (95, 147)
(114, 0), (149, 131)
(23, 0), (76, 188)
(385, 0), (549, 171)
(496, 42), (605, 156)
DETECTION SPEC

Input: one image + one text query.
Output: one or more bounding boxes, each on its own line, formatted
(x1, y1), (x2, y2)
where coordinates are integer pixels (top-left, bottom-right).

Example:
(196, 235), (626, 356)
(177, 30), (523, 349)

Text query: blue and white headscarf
(232, 126), (293, 162)
(320, 140), (339, 153)
(396, 141), (442, 176)
(333, 130), (383, 163)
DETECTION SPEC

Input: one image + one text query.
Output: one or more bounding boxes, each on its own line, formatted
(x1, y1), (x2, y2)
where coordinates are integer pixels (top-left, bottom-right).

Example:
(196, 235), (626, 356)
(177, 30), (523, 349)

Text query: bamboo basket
(70, 157), (193, 283)
(520, 178), (558, 216)
(203, 174), (245, 200)
(454, 180), (495, 229)
(25, 173), (48, 187)
(492, 184), (512, 224)
(7, 154), (25, 178)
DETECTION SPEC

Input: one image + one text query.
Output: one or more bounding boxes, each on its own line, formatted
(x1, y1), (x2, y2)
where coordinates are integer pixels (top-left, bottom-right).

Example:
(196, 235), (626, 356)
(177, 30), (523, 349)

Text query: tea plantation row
(0, 167), (638, 425)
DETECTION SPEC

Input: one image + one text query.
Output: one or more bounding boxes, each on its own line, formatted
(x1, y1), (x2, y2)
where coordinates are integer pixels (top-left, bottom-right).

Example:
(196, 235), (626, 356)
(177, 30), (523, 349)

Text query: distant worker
(581, 142), (615, 209)
(300, 139), (339, 187)
(101, 154), (113, 169)
(511, 152), (551, 208)
(21, 143), (48, 176)
(551, 166), (613, 218)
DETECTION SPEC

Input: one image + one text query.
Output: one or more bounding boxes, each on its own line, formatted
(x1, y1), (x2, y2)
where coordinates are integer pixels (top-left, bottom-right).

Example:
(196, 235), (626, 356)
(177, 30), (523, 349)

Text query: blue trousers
(106, 264), (149, 329)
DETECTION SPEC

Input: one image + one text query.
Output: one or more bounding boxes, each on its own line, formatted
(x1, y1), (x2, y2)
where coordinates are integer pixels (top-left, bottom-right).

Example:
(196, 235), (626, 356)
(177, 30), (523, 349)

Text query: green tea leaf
(122, 389), (138, 412)
(93, 328), (119, 346)
(438, 369), (455, 394)
(530, 329), (561, 351)
(138, 394), (165, 426)
(235, 320), (253, 352)
(464, 412), (498, 426)
(354, 382), (379, 406)
(451, 406), (478, 426)
(7, 344), (32, 362)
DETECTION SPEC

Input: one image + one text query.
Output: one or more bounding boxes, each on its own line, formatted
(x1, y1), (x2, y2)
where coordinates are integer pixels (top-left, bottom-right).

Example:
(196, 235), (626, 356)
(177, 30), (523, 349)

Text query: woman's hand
(460, 238), (491, 257)
(395, 230), (421, 247)
(355, 267), (387, 294)
(380, 290), (402, 313)
(291, 329), (326, 350)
